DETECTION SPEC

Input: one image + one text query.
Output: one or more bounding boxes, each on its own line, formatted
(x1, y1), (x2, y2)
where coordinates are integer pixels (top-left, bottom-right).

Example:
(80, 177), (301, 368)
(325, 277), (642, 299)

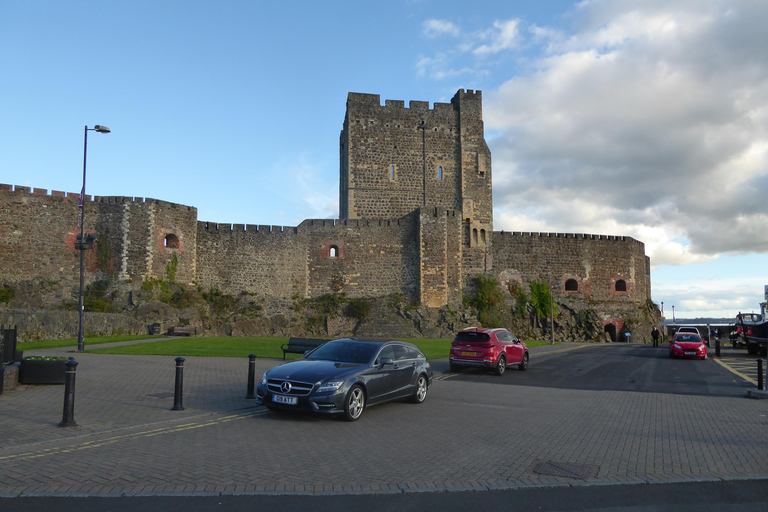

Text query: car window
(455, 332), (491, 343)
(394, 344), (410, 361)
(305, 341), (379, 364)
(375, 345), (395, 365)
(407, 346), (426, 360)
(496, 331), (510, 342)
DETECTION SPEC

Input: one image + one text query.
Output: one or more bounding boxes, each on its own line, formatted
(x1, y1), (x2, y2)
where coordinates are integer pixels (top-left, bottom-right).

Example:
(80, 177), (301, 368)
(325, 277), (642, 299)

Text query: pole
(77, 126), (88, 352)
(246, 353), (257, 399)
(758, 359), (764, 391)
(172, 357), (185, 410)
(550, 293), (555, 345)
(59, 358), (78, 427)
(419, 121), (426, 207)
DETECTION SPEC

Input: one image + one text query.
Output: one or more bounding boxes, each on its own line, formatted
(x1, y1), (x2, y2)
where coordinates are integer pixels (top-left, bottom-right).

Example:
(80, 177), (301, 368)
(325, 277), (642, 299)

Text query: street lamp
(550, 284), (562, 345)
(77, 124), (110, 352)
(418, 120), (427, 207)
(672, 305), (675, 324)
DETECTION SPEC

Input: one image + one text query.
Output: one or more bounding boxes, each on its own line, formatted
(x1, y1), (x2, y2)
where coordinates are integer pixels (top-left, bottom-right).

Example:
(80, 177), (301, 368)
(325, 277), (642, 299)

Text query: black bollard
(172, 357), (185, 411)
(757, 359), (764, 391)
(715, 336), (721, 357)
(246, 353), (257, 399)
(59, 358), (78, 427)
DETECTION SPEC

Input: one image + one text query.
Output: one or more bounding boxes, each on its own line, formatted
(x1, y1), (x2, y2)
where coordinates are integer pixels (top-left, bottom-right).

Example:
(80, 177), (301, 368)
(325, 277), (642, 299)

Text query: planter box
(19, 358), (67, 385)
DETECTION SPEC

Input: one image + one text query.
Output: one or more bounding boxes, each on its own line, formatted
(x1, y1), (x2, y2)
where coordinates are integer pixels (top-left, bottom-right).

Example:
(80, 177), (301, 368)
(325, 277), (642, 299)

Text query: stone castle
(0, 89), (652, 340)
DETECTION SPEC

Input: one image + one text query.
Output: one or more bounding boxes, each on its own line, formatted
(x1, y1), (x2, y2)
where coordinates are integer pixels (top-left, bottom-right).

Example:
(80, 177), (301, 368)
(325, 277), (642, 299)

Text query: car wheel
(411, 374), (428, 404)
(494, 355), (506, 376)
(343, 384), (365, 421)
(518, 353), (529, 371)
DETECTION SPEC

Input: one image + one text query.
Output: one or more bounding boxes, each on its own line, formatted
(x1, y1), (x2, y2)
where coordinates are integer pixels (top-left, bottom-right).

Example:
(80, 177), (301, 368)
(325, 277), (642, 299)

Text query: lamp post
(550, 284), (562, 345)
(418, 120), (427, 207)
(77, 124), (110, 352)
(672, 305), (675, 324)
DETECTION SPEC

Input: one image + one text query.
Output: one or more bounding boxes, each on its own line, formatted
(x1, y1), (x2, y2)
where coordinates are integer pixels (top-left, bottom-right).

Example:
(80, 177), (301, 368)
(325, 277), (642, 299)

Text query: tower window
(164, 234), (179, 249)
(615, 279), (627, 292)
(330, 245), (339, 258)
(565, 279), (578, 291)
(438, 166), (443, 180)
(390, 165), (396, 180)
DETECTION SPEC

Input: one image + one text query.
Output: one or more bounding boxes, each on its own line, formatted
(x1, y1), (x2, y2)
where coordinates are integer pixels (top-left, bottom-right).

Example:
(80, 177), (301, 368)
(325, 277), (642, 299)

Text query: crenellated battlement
(0, 183), (196, 212)
(495, 230), (645, 248)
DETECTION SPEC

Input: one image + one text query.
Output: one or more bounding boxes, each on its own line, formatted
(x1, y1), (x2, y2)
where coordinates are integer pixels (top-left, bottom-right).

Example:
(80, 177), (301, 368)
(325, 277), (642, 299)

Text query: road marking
(713, 358), (757, 385)
(0, 410), (268, 463)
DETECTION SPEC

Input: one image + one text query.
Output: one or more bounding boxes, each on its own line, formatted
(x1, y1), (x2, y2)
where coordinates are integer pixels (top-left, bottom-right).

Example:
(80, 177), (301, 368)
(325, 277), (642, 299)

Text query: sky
(1, 0), (767, 320)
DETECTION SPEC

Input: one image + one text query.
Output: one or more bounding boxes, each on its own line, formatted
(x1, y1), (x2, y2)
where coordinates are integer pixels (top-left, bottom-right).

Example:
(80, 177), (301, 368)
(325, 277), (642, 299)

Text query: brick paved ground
(1, 342), (767, 496)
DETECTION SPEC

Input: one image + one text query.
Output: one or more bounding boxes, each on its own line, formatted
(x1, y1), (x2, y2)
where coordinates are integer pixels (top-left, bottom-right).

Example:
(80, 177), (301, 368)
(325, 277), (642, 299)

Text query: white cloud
(482, 0), (768, 266)
(423, 19), (461, 38)
(473, 19), (521, 56)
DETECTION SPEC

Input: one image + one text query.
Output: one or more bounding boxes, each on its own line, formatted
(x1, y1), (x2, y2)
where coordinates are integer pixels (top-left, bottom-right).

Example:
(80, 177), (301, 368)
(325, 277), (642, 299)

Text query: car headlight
(260, 373), (268, 386)
(674, 344), (681, 350)
(316, 381), (344, 393)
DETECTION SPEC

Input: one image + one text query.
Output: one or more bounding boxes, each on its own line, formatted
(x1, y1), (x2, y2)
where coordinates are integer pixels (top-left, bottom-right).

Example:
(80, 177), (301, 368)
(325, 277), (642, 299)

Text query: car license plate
(272, 395), (297, 405)
(684, 350), (696, 356)
(461, 351), (477, 357)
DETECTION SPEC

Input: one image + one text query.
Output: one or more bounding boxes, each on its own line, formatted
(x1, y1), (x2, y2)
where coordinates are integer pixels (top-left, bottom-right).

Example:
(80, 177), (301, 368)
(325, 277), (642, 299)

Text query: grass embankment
(22, 335), (555, 360)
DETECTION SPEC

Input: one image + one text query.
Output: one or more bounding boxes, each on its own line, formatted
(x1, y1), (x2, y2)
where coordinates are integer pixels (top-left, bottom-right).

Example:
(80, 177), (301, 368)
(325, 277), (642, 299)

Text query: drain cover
(531, 460), (599, 479)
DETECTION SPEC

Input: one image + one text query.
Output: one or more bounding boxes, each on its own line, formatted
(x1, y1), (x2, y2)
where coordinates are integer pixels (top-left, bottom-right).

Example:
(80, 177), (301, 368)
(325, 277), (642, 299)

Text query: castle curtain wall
(195, 223), (307, 298)
(492, 231), (650, 302)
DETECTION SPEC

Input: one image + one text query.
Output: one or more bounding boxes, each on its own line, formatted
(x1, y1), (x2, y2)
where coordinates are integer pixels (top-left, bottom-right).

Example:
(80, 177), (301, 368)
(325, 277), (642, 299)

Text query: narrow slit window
(330, 245), (339, 258)
(438, 166), (443, 180)
(390, 165), (395, 180)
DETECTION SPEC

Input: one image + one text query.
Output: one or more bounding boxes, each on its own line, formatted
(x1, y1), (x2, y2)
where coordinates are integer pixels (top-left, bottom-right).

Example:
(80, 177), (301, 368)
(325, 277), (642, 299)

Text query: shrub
(0, 284), (15, 304)
(345, 298), (371, 320)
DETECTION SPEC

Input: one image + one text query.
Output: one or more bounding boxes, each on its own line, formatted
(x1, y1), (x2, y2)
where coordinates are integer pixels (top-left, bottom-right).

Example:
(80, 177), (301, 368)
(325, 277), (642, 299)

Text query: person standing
(652, 326), (660, 348)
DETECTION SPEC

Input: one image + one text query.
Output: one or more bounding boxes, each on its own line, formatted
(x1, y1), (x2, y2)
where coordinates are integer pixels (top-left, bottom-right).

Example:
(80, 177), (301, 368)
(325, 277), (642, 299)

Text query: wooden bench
(169, 326), (197, 337)
(281, 338), (328, 359)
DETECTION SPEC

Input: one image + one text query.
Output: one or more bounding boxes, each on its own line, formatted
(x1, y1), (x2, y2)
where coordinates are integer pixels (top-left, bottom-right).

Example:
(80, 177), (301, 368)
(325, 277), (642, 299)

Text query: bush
(0, 284), (15, 304)
(345, 298), (371, 320)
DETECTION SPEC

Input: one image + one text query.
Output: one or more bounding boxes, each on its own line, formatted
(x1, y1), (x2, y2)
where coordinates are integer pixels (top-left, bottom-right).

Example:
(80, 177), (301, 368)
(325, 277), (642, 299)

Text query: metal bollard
(246, 353), (257, 399)
(172, 357), (185, 411)
(715, 336), (721, 357)
(59, 358), (78, 427)
(757, 359), (764, 391)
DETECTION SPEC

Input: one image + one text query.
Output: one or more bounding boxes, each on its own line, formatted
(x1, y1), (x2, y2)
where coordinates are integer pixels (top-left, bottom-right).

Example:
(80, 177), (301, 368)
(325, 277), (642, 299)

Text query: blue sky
(2, 0), (767, 319)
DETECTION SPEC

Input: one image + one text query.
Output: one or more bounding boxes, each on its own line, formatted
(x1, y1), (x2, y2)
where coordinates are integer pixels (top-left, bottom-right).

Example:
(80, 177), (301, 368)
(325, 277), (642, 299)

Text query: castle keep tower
(340, 90), (492, 227)
(339, 90), (493, 306)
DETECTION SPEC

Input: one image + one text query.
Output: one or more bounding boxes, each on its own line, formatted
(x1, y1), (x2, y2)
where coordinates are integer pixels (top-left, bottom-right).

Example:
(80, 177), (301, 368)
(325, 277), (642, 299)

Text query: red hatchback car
(449, 327), (529, 376)
(669, 333), (707, 359)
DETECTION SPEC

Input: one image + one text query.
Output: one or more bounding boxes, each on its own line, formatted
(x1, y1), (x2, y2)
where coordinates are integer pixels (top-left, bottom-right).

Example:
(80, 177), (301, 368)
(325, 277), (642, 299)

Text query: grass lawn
(85, 336), (555, 360)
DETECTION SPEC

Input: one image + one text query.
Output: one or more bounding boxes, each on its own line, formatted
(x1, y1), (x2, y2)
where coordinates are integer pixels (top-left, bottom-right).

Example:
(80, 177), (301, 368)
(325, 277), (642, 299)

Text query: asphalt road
(440, 343), (756, 397)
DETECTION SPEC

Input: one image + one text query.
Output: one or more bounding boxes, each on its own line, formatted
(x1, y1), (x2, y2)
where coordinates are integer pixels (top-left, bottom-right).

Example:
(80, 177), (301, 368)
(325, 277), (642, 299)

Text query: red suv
(449, 328), (529, 376)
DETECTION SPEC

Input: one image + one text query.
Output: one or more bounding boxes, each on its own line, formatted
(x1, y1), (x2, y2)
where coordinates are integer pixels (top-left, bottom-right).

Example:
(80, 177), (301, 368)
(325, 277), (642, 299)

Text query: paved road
(1, 341), (766, 508)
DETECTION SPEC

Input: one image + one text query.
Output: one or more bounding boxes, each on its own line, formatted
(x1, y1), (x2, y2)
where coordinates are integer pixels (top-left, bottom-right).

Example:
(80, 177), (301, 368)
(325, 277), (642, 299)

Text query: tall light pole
(672, 305), (675, 324)
(418, 120), (427, 207)
(550, 284), (562, 345)
(77, 124), (110, 352)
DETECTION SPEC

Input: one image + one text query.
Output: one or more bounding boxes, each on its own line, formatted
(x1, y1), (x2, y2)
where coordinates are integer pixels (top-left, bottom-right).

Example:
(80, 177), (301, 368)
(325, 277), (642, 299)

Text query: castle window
(329, 245), (339, 258)
(438, 166), (443, 180)
(473, 228), (478, 245)
(390, 165), (396, 181)
(615, 279), (627, 292)
(480, 229), (486, 244)
(164, 234), (179, 249)
(565, 279), (579, 291)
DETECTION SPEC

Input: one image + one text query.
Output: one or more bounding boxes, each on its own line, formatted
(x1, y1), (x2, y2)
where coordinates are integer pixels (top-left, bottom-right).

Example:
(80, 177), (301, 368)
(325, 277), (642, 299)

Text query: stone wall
(492, 231), (650, 303)
(0, 308), (147, 342)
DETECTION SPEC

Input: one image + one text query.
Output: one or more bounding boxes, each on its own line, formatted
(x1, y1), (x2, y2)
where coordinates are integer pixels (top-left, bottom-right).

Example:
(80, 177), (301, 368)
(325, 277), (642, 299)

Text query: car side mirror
(380, 357), (394, 367)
